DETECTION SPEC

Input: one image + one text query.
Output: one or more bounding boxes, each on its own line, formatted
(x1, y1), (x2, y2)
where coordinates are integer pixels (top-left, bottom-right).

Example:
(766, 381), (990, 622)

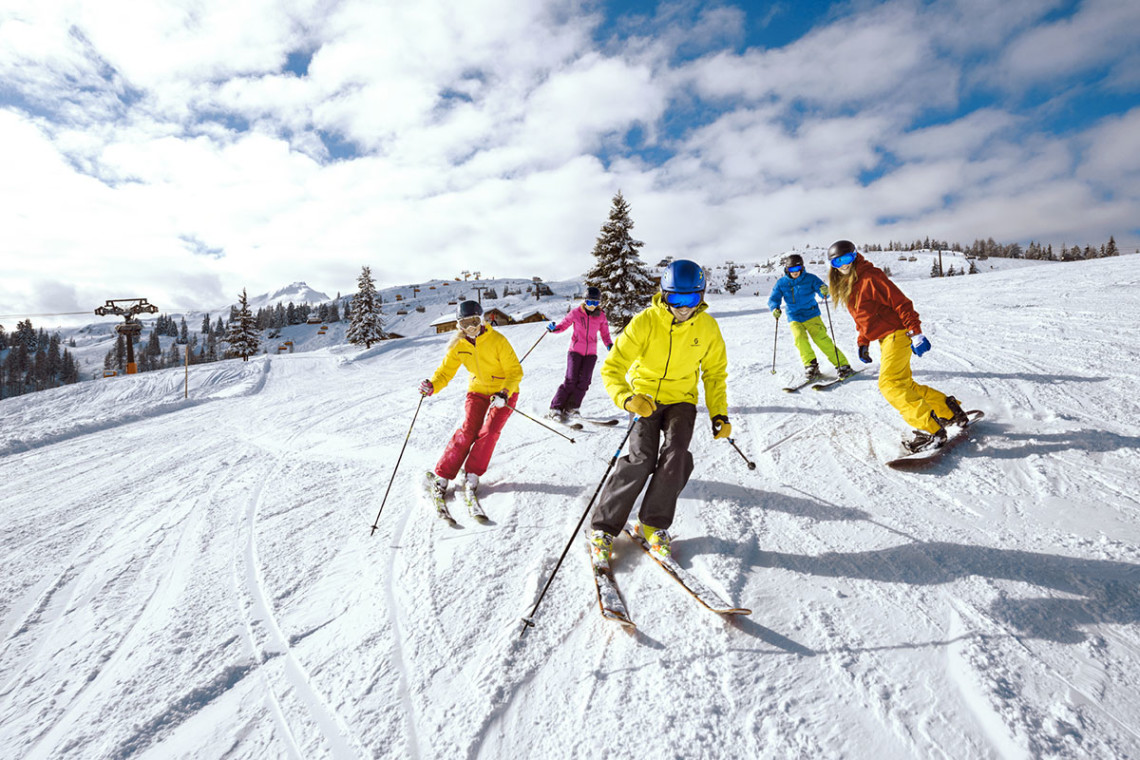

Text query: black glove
(858, 345), (872, 364)
(490, 390), (510, 409)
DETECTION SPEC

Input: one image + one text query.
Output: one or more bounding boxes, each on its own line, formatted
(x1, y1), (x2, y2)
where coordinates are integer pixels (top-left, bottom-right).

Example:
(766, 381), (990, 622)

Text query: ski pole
(519, 415), (638, 638)
(519, 329), (548, 363)
(506, 403), (576, 443)
(770, 314), (779, 374)
(369, 394), (425, 536)
(727, 437), (756, 470)
(822, 295), (841, 368)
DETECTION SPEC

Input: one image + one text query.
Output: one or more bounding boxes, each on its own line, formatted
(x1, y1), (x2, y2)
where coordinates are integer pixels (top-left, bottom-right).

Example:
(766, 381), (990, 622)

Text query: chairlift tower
(94, 298), (159, 374)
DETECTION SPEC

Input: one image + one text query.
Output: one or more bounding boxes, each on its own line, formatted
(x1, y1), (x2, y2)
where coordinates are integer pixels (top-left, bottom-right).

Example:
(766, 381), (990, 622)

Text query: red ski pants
(434, 391), (518, 480)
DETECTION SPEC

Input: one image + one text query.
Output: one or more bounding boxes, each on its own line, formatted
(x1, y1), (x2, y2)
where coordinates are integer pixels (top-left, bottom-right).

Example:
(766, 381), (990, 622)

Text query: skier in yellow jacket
(588, 260), (730, 568)
(418, 300), (523, 504)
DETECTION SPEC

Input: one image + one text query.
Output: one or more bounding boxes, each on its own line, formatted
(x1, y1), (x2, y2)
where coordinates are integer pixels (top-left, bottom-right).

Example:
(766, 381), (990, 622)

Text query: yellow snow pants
(789, 316), (848, 368)
(877, 330), (954, 433)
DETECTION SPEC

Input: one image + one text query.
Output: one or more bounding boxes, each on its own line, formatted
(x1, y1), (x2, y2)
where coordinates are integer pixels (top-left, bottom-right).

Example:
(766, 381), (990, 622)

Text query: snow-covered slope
(2, 256), (1139, 759)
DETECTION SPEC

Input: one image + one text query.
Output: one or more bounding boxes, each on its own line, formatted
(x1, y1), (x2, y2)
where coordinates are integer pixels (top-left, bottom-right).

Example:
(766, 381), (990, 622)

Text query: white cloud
(1078, 107), (1140, 192)
(996, 0), (1140, 88)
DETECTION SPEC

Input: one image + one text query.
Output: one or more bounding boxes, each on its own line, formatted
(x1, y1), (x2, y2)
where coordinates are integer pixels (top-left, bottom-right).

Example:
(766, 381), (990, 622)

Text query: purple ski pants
(549, 351), (598, 412)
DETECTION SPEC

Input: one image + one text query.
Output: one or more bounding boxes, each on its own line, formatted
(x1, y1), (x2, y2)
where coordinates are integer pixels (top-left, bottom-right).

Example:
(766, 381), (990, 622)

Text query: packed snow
(2, 255), (1139, 759)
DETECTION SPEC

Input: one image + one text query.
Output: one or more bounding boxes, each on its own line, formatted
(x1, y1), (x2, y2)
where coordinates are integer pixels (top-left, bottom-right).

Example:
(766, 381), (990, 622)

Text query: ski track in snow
(3, 257), (1140, 758)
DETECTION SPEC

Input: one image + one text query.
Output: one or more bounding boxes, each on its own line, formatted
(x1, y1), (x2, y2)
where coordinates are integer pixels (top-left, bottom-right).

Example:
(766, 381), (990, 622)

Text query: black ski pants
(590, 402), (696, 535)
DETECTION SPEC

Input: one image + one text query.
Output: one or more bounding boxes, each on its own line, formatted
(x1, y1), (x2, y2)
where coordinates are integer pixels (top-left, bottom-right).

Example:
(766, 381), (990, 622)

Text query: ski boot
(632, 521), (672, 560)
(588, 530), (614, 571)
(545, 408), (566, 423)
(902, 414), (947, 454)
(943, 395), (970, 427)
(836, 364), (855, 380)
(803, 359), (823, 382)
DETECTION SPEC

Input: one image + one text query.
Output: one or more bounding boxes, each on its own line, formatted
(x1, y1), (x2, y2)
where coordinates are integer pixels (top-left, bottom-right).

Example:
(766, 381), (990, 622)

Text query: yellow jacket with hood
(601, 293), (728, 419)
(429, 325), (523, 396)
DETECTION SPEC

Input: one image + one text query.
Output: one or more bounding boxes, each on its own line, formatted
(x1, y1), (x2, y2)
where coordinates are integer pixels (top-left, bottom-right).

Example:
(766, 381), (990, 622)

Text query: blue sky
(1, 0), (1138, 319)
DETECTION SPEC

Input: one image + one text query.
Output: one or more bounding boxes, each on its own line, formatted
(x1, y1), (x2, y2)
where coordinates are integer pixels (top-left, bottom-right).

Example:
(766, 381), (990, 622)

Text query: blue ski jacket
(768, 272), (827, 323)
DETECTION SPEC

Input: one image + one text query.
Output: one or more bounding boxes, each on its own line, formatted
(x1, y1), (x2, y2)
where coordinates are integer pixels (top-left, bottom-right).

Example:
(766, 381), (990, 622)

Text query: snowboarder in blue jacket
(768, 254), (853, 381)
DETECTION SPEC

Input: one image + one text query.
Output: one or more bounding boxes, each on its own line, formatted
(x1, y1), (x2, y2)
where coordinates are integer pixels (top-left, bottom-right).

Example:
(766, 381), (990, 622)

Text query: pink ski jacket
(552, 305), (613, 356)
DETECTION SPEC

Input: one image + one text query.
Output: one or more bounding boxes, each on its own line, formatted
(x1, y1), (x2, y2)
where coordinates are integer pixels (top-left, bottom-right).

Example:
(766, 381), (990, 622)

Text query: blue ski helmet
(661, 259), (705, 294)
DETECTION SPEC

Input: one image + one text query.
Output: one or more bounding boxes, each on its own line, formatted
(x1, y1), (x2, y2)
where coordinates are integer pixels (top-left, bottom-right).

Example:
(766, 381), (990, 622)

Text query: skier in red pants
(418, 300), (524, 505)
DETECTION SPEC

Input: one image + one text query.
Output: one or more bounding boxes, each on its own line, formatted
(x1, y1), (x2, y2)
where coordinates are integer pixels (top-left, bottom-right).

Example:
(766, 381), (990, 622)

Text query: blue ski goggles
(785, 265), (804, 274)
(663, 290), (703, 309)
(584, 299), (600, 308)
(829, 251), (857, 268)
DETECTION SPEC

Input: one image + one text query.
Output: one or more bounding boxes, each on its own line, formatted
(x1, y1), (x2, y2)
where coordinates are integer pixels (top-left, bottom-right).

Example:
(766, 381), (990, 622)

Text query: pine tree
(223, 289), (261, 361)
(584, 191), (656, 331)
(724, 265), (741, 295)
(347, 266), (385, 348)
(1106, 235), (1119, 257)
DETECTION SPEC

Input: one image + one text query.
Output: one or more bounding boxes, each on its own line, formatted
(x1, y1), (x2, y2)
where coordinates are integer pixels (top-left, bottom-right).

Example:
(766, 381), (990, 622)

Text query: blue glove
(606, 344), (613, 352)
(910, 334), (931, 357)
(546, 321), (557, 332)
(858, 345), (872, 364)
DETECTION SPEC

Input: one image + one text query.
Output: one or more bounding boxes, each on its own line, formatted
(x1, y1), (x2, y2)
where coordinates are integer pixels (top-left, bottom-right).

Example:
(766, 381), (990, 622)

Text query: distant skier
(418, 300), (523, 506)
(768, 253), (853, 382)
(826, 240), (969, 453)
(545, 285), (613, 423)
(587, 260), (730, 568)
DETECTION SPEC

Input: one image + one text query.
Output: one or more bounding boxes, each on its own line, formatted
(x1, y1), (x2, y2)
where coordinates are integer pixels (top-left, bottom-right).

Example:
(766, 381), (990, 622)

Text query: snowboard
(886, 410), (985, 470)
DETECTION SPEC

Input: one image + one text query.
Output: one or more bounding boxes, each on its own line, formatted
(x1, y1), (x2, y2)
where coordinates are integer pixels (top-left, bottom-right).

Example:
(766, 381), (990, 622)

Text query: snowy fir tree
(584, 191), (657, 331)
(724, 265), (741, 295)
(223, 289), (261, 361)
(347, 266), (385, 348)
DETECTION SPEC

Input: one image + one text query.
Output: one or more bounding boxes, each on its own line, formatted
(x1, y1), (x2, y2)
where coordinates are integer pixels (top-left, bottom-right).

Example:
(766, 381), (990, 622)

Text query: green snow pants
(789, 316), (847, 368)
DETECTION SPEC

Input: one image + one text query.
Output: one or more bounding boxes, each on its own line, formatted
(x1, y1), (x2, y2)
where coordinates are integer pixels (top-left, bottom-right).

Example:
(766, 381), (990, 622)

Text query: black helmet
(456, 300), (483, 320)
(585, 286), (602, 301)
(828, 240), (857, 260)
(781, 254), (804, 273)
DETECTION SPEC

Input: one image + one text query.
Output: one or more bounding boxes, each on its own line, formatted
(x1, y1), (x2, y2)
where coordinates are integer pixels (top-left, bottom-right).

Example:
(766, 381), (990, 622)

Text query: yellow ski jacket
(601, 294), (728, 419)
(429, 325), (523, 396)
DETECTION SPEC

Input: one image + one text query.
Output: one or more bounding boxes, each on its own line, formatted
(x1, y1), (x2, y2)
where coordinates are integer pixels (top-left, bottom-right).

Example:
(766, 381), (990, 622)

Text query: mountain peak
(250, 282), (331, 308)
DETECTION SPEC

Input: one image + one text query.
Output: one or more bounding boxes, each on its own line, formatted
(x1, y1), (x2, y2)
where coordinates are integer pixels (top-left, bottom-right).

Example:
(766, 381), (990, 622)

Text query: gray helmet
(781, 254), (804, 273)
(828, 240), (857, 260)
